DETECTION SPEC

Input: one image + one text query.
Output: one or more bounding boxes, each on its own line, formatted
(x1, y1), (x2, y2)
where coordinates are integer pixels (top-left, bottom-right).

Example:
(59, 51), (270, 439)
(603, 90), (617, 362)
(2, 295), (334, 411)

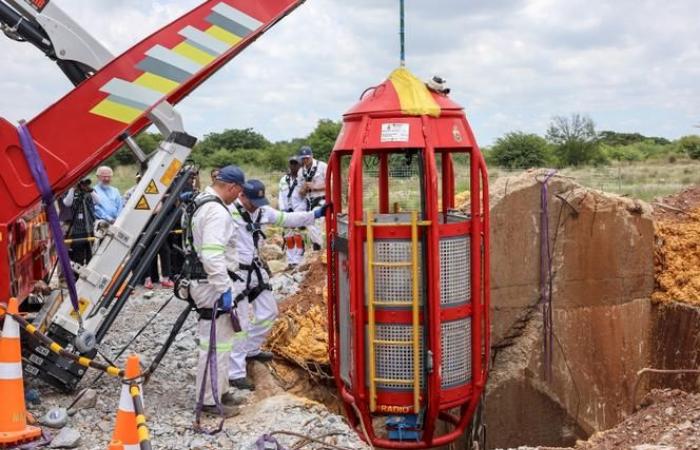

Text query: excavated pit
(484, 174), (700, 450)
(264, 176), (700, 450)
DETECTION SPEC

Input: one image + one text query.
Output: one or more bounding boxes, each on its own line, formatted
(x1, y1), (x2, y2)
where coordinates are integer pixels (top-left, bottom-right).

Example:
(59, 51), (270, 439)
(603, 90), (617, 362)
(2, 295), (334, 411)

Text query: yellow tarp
(389, 67), (441, 117)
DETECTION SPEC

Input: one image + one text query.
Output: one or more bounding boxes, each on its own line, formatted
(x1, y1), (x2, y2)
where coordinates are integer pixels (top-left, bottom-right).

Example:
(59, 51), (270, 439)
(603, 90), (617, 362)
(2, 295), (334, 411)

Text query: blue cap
(242, 179), (269, 208)
(298, 146), (313, 158)
(216, 165), (245, 185)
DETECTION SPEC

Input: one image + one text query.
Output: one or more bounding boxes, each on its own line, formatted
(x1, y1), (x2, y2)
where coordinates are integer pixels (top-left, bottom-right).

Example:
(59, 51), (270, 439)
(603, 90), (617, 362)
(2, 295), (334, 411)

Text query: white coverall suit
(188, 186), (239, 406)
(278, 172), (307, 266)
(299, 159), (327, 249)
(228, 200), (317, 380)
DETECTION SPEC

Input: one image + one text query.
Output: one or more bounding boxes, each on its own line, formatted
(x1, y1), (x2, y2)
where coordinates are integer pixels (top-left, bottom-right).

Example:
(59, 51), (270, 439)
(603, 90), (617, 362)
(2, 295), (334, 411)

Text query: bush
(489, 132), (551, 169)
(603, 144), (643, 163)
(546, 114), (601, 166)
(679, 135), (700, 160)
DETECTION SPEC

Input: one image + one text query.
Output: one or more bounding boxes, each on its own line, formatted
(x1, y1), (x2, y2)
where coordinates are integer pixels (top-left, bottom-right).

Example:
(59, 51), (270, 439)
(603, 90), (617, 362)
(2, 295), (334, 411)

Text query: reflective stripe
(275, 211), (285, 226)
(232, 331), (248, 342)
(211, 3), (262, 31)
(119, 386), (136, 412)
(0, 362), (22, 379)
(179, 25), (229, 55)
(100, 78), (163, 110)
(198, 340), (233, 352)
(1, 315), (19, 338)
(199, 243), (226, 255)
(252, 319), (274, 329)
(124, 444), (140, 450)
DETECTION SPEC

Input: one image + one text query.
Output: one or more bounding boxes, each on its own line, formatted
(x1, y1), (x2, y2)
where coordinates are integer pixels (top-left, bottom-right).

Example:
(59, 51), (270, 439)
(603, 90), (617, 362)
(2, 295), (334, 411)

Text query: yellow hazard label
(135, 195), (151, 210)
(145, 179), (159, 195)
(69, 298), (90, 320)
(160, 159), (182, 187)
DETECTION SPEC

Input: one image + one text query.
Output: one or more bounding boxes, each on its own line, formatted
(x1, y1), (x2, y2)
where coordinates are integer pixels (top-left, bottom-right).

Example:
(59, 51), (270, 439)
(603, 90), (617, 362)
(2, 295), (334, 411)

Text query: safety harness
(284, 173), (298, 206)
(232, 202), (272, 305)
(301, 161), (325, 210)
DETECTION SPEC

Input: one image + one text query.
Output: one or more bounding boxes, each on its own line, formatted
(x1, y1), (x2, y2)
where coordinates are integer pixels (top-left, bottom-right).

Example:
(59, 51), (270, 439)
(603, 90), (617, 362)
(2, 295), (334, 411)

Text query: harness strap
(194, 312), (225, 434)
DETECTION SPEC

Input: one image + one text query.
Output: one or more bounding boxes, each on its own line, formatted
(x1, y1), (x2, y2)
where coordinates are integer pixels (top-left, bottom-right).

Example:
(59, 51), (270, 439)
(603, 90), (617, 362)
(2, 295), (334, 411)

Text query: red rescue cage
(325, 68), (490, 448)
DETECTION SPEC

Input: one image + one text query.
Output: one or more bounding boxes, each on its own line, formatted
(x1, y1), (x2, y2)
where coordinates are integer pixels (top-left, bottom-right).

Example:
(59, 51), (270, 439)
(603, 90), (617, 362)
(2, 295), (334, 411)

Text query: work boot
(222, 392), (245, 406)
(201, 403), (239, 418)
(229, 376), (255, 391)
(312, 243), (322, 251)
(246, 351), (274, 363)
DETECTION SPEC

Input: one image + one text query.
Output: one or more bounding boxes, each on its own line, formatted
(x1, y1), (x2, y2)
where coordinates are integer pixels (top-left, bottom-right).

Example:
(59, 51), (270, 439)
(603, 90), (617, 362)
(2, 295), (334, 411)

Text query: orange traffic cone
(0, 298), (42, 447)
(108, 439), (125, 450)
(111, 355), (143, 450)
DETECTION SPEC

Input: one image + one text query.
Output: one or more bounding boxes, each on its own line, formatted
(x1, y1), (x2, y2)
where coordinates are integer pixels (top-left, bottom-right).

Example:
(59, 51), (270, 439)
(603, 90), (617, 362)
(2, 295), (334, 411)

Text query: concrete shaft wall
(486, 170), (655, 448)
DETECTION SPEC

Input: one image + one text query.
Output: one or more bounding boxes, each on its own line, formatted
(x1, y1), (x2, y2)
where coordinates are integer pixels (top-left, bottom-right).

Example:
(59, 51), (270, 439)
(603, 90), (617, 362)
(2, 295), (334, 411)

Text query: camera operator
(63, 178), (98, 265)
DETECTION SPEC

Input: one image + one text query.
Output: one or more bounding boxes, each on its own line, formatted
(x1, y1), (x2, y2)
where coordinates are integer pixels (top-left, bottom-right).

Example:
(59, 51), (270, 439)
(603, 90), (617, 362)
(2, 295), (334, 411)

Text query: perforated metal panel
(337, 250), (352, 385)
(373, 323), (425, 390)
(441, 318), (472, 387)
(366, 239), (424, 306)
(439, 236), (471, 305)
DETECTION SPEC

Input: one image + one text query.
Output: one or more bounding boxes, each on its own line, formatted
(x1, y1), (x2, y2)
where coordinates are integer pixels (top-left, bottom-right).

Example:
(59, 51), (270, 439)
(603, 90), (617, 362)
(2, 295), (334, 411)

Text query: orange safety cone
(108, 439), (125, 450)
(111, 354), (143, 450)
(0, 298), (42, 448)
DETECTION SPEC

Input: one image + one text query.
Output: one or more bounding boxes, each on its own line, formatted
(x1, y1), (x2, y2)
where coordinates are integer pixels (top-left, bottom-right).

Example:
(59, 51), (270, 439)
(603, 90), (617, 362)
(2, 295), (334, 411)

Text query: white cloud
(0, 0), (697, 146)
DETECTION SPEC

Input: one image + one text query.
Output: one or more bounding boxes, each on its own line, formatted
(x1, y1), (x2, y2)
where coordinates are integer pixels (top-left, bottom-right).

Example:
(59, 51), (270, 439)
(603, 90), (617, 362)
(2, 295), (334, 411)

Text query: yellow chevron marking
(133, 72), (179, 94)
(205, 25), (242, 46)
(90, 99), (142, 123)
(172, 41), (216, 66)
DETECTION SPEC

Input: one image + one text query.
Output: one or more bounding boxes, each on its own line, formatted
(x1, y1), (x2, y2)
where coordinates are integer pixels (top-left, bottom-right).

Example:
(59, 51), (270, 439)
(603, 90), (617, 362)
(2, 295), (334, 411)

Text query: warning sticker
(381, 123), (410, 142)
(145, 179), (159, 195)
(135, 195), (151, 210)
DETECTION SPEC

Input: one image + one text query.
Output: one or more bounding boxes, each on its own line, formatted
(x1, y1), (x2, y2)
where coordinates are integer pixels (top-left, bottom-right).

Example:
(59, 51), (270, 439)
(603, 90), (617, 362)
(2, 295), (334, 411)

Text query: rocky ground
(22, 254), (368, 450)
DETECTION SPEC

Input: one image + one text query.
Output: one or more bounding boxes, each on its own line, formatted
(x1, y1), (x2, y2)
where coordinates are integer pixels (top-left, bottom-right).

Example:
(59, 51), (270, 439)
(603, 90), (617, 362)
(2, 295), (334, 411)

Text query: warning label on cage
(380, 123), (410, 142)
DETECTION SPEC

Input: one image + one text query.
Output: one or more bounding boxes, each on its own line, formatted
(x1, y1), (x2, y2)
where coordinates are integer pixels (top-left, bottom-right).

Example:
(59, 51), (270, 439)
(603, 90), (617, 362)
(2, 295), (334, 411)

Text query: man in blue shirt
(93, 166), (123, 223)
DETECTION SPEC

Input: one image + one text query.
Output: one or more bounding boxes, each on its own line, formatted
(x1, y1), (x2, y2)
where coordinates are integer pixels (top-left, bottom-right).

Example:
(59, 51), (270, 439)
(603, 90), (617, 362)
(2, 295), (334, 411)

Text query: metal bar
(366, 209), (377, 413)
(410, 210), (421, 413)
(371, 261), (411, 268)
(354, 220), (432, 227)
(375, 378), (413, 385)
(373, 339), (412, 346)
(372, 301), (413, 307)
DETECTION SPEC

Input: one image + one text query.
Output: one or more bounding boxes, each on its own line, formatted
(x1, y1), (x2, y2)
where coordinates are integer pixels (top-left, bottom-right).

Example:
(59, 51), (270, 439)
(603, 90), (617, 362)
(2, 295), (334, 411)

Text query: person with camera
(63, 178), (98, 265)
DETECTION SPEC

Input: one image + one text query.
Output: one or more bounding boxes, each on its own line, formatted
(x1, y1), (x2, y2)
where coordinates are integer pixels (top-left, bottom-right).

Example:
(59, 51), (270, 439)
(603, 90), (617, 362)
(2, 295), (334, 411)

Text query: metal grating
(338, 251), (352, 385)
(374, 324), (425, 390)
(439, 236), (471, 305)
(441, 318), (472, 387)
(366, 240), (424, 306)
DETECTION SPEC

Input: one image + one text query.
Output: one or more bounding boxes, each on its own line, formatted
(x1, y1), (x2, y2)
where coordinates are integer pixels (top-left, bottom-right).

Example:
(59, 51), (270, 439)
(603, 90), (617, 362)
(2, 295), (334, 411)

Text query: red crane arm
(0, 0), (303, 224)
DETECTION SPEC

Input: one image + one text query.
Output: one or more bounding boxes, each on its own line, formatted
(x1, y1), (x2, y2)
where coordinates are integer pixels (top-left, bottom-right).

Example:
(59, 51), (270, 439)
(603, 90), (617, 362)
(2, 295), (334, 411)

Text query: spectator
(94, 166), (123, 223)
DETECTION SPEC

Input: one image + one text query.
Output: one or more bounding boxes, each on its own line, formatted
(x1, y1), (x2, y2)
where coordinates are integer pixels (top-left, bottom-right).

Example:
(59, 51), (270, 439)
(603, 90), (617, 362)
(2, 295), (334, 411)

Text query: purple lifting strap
(17, 122), (81, 315)
(539, 169), (556, 382)
(194, 314), (224, 434)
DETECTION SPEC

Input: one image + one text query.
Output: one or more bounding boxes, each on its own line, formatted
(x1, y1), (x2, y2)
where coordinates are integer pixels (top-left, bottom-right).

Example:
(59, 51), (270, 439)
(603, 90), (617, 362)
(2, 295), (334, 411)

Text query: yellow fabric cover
(389, 67), (441, 117)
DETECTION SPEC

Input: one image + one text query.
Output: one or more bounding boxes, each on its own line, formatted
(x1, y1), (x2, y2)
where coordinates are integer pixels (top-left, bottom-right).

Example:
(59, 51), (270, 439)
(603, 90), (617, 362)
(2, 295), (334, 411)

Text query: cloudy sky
(0, 0), (698, 146)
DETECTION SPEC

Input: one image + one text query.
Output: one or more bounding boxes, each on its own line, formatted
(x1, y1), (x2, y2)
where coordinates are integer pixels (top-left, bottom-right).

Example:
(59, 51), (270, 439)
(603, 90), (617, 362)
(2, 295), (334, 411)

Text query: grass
(110, 157), (700, 208)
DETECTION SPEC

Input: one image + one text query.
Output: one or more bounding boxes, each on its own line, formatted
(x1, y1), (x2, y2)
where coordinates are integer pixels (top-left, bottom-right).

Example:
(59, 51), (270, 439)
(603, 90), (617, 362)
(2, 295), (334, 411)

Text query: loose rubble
(25, 251), (367, 450)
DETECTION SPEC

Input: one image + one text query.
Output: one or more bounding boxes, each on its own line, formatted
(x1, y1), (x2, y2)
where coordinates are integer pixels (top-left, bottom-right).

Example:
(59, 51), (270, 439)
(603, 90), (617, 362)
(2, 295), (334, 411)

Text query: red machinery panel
(326, 68), (490, 448)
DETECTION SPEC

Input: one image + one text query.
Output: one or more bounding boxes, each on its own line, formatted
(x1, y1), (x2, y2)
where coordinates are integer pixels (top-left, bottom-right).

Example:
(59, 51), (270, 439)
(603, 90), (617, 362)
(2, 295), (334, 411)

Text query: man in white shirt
(278, 156), (306, 268)
(187, 165), (246, 417)
(297, 146), (327, 251)
(228, 179), (327, 390)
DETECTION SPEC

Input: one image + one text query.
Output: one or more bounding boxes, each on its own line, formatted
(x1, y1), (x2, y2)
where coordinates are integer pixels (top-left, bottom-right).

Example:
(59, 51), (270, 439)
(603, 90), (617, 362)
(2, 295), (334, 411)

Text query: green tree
(305, 119), (342, 161)
(489, 132), (551, 169)
(679, 135), (700, 159)
(546, 114), (601, 166)
(195, 128), (270, 157)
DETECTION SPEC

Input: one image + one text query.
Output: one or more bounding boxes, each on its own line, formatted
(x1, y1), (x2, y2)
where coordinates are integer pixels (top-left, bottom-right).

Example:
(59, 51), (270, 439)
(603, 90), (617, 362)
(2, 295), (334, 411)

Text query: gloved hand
(313, 202), (330, 219)
(218, 289), (232, 311)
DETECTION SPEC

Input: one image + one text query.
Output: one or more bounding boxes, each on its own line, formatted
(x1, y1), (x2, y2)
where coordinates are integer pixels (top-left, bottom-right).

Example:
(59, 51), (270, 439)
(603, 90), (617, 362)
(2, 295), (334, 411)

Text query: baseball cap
(298, 146), (313, 158)
(242, 179), (269, 208)
(216, 165), (245, 185)
(288, 155), (300, 164)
